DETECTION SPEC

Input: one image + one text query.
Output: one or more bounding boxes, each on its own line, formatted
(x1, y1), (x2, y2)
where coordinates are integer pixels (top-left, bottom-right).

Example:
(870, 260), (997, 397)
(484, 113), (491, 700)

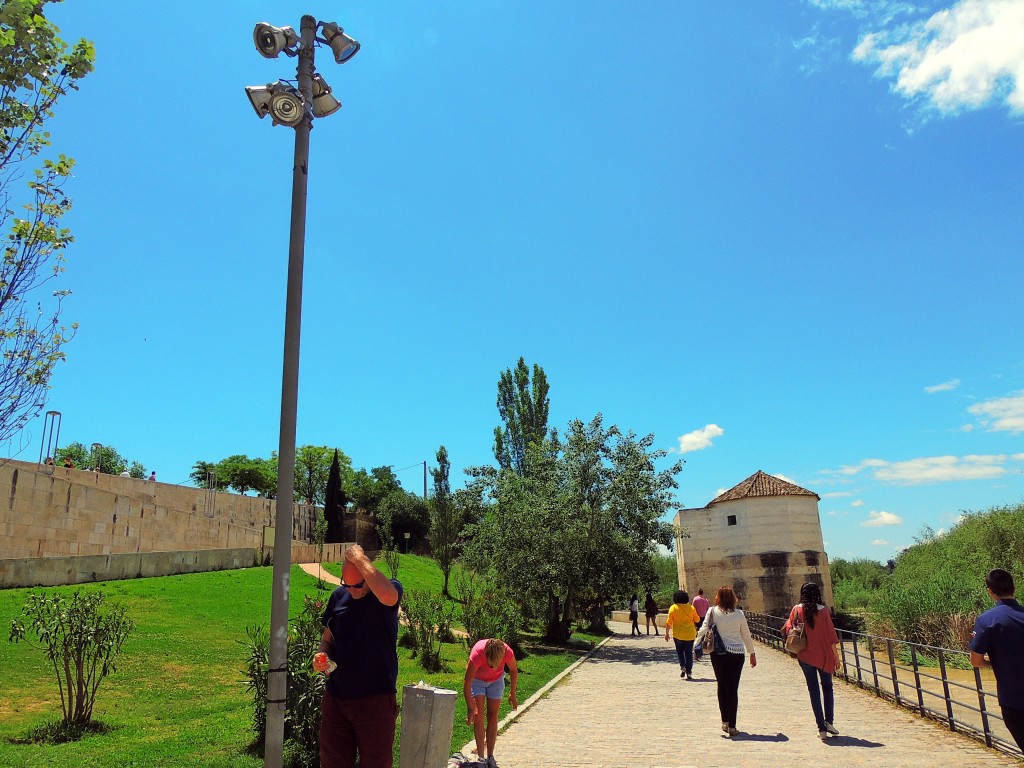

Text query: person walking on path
(695, 586), (756, 737)
(692, 588), (710, 661)
(665, 589), (700, 679)
(629, 593), (641, 636)
(314, 544), (403, 768)
(464, 638), (519, 768)
(644, 592), (659, 635)
(970, 568), (1024, 753)
(782, 582), (841, 741)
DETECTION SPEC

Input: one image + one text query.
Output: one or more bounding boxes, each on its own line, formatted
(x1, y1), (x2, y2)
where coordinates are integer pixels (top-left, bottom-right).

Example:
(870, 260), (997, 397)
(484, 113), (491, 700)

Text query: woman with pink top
(782, 582), (841, 741)
(463, 638), (519, 768)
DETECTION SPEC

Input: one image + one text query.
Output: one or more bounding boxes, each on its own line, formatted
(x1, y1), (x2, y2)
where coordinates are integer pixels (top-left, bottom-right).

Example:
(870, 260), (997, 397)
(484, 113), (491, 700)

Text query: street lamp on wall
(244, 15), (360, 768)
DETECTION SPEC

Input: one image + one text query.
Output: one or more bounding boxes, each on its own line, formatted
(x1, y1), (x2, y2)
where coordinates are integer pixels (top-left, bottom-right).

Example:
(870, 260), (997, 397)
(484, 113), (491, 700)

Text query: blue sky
(12, 0), (1023, 561)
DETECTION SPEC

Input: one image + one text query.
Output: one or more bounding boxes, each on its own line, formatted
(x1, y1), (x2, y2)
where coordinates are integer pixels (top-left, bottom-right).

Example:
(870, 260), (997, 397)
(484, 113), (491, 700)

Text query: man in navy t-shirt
(315, 544), (403, 768)
(970, 568), (1024, 753)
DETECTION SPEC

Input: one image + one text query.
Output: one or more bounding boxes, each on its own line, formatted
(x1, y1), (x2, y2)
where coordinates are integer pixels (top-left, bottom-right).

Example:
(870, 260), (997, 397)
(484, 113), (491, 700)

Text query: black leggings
(710, 651), (745, 727)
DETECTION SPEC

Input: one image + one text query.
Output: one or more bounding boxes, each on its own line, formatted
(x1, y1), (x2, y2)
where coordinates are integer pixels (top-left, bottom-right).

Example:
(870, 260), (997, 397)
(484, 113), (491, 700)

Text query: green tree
(9, 591), (132, 728)
(54, 441), (141, 475)
(429, 445), (459, 596)
(189, 459), (228, 490)
(294, 444), (352, 506)
(0, 2), (94, 445)
(218, 454), (276, 497)
(493, 357), (551, 475)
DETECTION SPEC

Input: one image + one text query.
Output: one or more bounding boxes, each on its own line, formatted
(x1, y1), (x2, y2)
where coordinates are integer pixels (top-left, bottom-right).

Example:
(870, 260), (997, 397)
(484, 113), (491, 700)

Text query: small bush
(455, 570), (523, 656)
(402, 590), (453, 672)
(243, 594), (327, 766)
(9, 591), (133, 729)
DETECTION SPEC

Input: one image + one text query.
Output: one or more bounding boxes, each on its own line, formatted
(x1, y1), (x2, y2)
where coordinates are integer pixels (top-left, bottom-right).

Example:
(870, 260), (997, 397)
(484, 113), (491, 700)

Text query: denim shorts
(471, 675), (506, 700)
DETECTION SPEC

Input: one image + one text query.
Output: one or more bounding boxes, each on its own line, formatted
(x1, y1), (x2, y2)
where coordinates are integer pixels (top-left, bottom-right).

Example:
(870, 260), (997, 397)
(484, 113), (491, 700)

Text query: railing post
(910, 645), (925, 717)
(852, 635), (864, 688)
(974, 664), (992, 747)
(886, 638), (901, 704)
(937, 648), (956, 731)
(869, 637), (880, 696)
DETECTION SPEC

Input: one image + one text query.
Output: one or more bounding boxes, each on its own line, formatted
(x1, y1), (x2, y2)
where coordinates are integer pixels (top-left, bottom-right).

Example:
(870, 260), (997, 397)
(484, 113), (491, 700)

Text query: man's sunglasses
(342, 580), (365, 590)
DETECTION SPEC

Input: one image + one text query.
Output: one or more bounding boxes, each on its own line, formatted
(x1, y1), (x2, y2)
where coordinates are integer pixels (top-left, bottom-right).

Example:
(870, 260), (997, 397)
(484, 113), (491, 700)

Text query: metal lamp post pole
(265, 14), (317, 768)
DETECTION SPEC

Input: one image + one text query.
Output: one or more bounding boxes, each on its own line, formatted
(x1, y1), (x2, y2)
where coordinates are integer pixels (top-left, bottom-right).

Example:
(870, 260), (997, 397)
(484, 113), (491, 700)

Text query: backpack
(785, 607), (807, 656)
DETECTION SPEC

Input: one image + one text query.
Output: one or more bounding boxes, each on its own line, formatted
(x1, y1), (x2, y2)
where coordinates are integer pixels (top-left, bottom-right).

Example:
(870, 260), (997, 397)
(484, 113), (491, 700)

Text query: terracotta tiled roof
(708, 470), (818, 505)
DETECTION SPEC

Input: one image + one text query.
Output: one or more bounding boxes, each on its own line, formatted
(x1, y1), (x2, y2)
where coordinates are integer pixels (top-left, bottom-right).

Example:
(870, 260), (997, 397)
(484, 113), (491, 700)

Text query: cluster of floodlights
(245, 21), (359, 127)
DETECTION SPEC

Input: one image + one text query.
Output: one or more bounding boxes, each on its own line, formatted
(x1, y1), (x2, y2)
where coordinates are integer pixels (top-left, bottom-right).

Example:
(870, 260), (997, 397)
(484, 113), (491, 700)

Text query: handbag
(785, 607), (807, 656)
(702, 609), (725, 654)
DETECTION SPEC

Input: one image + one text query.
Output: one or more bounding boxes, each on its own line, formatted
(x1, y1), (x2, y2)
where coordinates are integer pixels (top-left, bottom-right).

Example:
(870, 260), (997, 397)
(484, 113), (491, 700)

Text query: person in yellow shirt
(665, 590), (701, 680)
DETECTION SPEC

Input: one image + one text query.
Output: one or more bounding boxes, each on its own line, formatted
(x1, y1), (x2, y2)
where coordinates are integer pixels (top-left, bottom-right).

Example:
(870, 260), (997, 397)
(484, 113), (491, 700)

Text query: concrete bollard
(399, 683), (457, 768)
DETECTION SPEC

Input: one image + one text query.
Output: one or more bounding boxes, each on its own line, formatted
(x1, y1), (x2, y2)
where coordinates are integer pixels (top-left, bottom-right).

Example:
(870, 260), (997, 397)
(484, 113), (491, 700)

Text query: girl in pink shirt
(463, 638), (518, 768)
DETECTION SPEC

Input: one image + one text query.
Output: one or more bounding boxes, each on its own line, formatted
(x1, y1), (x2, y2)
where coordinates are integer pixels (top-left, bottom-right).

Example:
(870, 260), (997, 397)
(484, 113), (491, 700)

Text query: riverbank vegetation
(831, 502), (1024, 648)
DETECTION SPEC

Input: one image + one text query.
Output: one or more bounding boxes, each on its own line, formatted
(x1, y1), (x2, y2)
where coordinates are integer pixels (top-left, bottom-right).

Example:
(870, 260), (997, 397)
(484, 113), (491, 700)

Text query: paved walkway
(489, 621), (1022, 768)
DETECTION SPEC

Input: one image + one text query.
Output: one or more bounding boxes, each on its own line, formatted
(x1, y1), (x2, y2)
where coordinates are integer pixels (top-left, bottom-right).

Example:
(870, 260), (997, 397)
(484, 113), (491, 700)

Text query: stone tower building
(672, 470), (832, 616)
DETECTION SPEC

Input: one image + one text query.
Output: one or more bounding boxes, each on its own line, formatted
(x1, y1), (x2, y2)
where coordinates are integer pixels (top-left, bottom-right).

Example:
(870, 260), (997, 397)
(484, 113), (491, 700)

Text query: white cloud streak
(675, 424), (724, 453)
(834, 454), (1014, 484)
(968, 390), (1024, 433)
(872, 539), (891, 546)
(851, 0), (1024, 116)
(862, 510), (904, 526)
(925, 378), (961, 393)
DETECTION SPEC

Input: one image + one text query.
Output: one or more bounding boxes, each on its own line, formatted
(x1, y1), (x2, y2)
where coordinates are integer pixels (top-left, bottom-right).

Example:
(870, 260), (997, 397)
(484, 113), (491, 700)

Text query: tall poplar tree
(493, 357), (551, 476)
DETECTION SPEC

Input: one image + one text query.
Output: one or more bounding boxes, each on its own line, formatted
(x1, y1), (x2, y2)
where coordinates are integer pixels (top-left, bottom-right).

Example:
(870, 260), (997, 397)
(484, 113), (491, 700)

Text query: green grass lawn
(0, 556), (595, 767)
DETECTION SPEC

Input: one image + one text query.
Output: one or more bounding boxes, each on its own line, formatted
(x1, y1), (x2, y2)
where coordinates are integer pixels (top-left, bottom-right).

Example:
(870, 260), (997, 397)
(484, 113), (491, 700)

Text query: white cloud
(821, 491), (852, 498)
(967, 390), (1024, 433)
(851, 499), (865, 507)
(674, 424), (724, 453)
(773, 472), (798, 484)
(862, 510), (904, 527)
(1015, 453), (1024, 460)
(833, 454), (1011, 484)
(925, 378), (961, 393)
(872, 539), (891, 546)
(851, 0), (1024, 116)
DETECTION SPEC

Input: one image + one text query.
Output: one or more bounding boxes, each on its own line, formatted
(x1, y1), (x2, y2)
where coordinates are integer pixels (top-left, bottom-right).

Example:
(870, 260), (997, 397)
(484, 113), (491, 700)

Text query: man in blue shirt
(970, 568), (1024, 753)
(315, 544), (403, 768)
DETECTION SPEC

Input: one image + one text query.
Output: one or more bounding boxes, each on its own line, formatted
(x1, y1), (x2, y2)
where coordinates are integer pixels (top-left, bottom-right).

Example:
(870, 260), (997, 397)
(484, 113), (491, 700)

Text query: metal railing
(746, 611), (1021, 758)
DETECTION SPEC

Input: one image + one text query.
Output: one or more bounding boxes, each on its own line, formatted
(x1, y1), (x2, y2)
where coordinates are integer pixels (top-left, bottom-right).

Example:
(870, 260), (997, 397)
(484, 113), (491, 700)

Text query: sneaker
(818, 730), (828, 741)
(486, 756), (498, 768)
(686, 672), (693, 680)
(728, 728), (739, 737)
(722, 722), (730, 734)
(680, 670), (686, 678)
(824, 723), (839, 735)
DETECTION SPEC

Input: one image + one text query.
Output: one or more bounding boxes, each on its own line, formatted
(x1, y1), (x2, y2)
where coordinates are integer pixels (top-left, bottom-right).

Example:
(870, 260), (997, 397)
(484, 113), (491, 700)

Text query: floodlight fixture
(254, 22), (300, 58)
(245, 84), (273, 118)
(320, 22), (360, 64)
(311, 73), (341, 118)
(245, 81), (308, 126)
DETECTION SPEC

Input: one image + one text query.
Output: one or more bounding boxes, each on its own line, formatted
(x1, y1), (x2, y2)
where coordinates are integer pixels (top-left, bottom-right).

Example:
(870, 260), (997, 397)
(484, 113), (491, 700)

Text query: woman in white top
(694, 585), (756, 737)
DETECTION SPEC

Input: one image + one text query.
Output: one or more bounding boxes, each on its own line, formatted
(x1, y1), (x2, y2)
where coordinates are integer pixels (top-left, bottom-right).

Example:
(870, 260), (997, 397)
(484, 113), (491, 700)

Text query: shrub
(8, 591), (133, 728)
(401, 590), (454, 672)
(243, 594), (327, 767)
(455, 570), (524, 656)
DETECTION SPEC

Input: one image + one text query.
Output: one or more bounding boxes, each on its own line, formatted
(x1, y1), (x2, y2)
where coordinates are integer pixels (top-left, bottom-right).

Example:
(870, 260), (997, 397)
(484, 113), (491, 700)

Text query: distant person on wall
(63, 457), (74, 469)
(44, 456), (54, 466)
(314, 544), (402, 768)
(782, 582), (841, 741)
(147, 471), (156, 482)
(463, 638), (519, 768)
(970, 568), (1024, 752)
(628, 593), (640, 636)
(644, 591), (659, 635)
(119, 468), (130, 477)
(665, 590), (701, 679)
(695, 586), (756, 738)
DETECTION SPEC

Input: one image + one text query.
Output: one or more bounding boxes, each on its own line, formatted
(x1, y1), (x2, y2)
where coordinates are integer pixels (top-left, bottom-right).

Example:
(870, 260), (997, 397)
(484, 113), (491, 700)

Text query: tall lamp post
(244, 15), (359, 768)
